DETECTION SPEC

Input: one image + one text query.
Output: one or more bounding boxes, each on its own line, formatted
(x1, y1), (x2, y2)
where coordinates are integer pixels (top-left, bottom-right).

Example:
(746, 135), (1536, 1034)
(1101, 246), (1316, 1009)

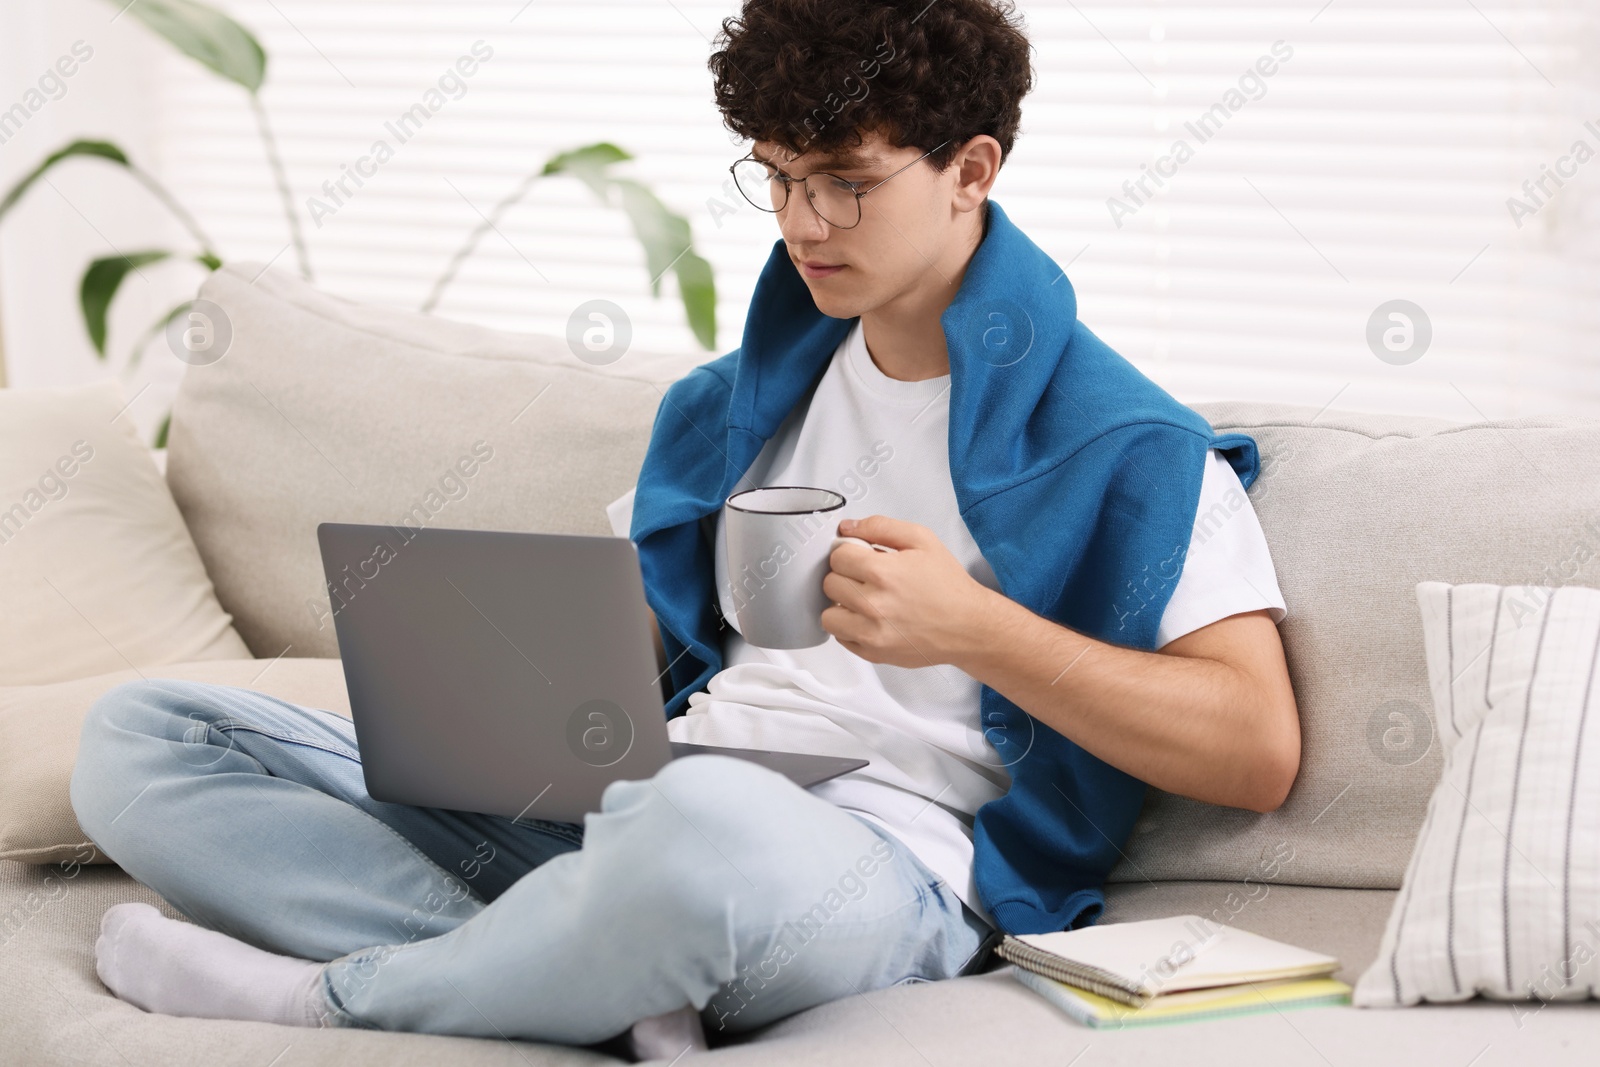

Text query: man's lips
(799, 261), (845, 278)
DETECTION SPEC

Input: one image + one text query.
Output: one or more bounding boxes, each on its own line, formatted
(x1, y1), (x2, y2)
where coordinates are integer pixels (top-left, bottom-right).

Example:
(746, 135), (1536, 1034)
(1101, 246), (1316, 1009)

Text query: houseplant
(0, 0), (715, 442)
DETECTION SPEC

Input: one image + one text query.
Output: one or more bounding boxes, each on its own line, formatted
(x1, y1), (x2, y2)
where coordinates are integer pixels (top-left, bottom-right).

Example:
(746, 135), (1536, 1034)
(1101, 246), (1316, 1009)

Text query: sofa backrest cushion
(1110, 400), (1600, 891)
(165, 264), (703, 659)
(0, 380), (251, 685)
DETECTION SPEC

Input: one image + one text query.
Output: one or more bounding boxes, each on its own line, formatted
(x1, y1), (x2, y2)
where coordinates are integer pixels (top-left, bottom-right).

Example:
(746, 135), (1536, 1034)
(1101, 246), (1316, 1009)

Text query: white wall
(0, 0), (195, 443)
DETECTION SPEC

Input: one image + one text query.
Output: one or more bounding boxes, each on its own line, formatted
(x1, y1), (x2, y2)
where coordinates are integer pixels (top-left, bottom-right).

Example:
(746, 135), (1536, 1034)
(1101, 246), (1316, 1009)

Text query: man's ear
(953, 135), (1003, 212)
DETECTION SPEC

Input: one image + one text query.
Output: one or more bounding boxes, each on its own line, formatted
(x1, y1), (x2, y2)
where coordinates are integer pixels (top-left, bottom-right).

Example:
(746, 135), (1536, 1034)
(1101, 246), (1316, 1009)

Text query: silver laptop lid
(316, 522), (672, 823)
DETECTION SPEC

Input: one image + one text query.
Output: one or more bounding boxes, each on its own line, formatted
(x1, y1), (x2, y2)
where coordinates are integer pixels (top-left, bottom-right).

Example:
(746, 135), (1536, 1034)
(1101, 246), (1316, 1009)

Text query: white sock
(95, 902), (328, 1028)
(628, 1003), (708, 1062)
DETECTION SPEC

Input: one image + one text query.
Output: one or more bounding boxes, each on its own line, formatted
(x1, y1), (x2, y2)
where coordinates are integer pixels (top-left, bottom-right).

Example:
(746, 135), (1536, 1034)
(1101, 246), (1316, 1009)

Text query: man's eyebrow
(752, 148), (884, 171)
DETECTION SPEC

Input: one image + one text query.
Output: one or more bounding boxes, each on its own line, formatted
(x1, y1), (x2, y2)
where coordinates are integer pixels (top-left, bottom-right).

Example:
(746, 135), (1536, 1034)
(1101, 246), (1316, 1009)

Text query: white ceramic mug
(723, 486), (897, 649)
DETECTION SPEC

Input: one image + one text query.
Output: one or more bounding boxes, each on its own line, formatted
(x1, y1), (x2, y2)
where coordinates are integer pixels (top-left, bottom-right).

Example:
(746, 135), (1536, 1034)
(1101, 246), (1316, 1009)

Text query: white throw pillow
(0, 656), (349, 865)
(0, 380), (252, 685)
(1354, 581), (1600, 1007)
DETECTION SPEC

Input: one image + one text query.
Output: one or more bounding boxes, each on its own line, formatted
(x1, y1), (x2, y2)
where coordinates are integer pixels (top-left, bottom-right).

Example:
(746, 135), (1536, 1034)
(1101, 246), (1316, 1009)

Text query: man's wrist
(948, 584), (1028, 678)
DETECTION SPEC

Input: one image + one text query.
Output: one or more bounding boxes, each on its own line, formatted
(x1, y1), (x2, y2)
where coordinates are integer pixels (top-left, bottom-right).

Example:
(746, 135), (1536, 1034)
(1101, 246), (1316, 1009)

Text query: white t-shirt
(606, 319), (1286, 922)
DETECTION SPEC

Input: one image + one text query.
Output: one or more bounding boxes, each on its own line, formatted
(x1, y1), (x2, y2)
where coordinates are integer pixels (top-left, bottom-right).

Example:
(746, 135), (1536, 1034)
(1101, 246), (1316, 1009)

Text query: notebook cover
(1011, 967), (1352, 1029)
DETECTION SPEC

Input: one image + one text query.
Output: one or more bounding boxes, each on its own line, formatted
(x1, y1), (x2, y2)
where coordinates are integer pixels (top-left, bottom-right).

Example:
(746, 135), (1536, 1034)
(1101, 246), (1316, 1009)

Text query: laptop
(315, 521), (868, 824)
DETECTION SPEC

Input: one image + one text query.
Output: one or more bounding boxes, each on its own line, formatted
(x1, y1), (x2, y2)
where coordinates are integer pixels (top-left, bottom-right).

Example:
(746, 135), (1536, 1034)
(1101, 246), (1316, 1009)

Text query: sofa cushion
(165, 263), (705, 659)
(0, 658), (350, 865)
(1112, 402), (1600, 891)
(0, 858), (604, 1064)
(1356, 581), (1600, 1006)
(0, 381), (251, 686)
(13, 858), (1594, 1067)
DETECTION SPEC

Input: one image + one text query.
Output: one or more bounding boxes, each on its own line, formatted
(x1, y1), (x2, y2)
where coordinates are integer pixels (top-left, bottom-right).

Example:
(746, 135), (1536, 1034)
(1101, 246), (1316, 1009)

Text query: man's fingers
(839, 514), (929, 551)
(822, 570), (877, 617)
(827, 541), (889, 582)
(821, 603), (872, 644)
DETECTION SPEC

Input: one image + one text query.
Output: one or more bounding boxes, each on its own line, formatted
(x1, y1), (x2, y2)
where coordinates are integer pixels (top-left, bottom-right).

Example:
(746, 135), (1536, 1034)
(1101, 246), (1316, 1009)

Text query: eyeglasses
(729, 139), (952, 229)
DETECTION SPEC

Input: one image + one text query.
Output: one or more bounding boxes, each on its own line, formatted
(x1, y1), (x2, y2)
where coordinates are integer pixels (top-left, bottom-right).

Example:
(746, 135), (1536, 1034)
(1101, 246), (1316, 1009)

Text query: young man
(69, 0), (1297, 1055)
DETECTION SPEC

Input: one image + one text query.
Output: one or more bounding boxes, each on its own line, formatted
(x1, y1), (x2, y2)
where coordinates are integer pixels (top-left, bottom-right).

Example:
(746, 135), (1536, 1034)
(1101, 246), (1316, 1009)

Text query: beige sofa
(5, 262), (1599, 1064)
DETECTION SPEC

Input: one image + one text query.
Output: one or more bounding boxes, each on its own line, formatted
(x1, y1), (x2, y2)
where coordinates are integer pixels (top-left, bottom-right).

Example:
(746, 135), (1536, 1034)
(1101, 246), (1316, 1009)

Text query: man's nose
(777, 188), (832, 243)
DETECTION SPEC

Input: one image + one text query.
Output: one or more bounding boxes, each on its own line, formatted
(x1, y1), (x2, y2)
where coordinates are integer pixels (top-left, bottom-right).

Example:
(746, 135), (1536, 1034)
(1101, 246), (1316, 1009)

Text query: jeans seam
(213, 721), (361, 763)
(489, 814), (583, 848)
(320, 961), (378, 1030)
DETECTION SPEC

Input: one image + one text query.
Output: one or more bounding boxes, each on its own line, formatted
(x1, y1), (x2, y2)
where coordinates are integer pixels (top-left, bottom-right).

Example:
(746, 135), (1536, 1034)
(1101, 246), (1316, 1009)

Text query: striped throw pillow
(1354, 581), (1600, 1007)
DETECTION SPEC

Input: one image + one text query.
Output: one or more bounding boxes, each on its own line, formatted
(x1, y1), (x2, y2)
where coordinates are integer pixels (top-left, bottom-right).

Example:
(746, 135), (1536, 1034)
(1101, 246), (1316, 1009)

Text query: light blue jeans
(69, 679), (992, 1044)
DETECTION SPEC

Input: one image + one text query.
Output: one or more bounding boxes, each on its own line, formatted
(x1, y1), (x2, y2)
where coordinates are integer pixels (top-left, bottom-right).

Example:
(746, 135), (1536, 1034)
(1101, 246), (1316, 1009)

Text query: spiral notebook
(997, 914), (1342, 1010)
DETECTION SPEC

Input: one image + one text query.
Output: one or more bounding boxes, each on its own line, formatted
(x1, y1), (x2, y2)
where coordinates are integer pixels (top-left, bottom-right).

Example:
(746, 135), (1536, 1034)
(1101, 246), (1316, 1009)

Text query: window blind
(152, 0), (1599, 419)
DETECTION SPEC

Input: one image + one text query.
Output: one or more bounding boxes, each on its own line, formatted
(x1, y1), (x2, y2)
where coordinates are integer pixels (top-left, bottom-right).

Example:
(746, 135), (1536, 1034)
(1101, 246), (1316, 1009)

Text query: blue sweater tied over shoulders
(628, 198), (1260, 934)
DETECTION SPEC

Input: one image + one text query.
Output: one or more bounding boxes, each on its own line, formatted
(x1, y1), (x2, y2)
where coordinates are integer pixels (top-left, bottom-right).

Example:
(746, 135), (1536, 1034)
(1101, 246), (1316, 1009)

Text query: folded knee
(591, 756), (796, 891)
(71, 680), (221, 837)
(77, 680), (197, 764)
(640, 754), (789, 836)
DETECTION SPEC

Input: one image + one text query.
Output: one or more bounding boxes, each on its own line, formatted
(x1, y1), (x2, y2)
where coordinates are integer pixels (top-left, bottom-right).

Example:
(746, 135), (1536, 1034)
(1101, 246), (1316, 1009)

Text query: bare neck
(855, 208), (986, 382)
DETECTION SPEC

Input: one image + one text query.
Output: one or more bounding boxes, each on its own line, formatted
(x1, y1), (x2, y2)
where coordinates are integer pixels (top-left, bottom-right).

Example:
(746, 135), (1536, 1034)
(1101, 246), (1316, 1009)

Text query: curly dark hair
(708, 0), (1035, 172)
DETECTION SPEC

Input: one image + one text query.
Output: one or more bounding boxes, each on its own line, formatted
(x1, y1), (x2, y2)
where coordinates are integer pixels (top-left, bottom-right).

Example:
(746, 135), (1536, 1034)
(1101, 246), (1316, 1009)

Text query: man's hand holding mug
(722, 487), (997, 667)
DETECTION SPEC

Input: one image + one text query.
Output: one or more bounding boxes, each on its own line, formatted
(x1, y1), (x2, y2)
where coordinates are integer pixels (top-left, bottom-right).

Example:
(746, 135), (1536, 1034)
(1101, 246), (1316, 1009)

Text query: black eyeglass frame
(729, 138), (954, 229)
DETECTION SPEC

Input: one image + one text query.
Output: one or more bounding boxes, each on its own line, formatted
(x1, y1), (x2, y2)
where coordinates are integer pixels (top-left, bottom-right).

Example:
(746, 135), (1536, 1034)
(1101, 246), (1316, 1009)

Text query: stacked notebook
(997, 915), (1351, 1029)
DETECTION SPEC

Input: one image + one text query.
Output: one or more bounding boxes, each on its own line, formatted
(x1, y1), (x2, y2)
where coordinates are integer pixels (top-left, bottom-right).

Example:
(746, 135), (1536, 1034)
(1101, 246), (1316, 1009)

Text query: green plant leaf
(153, 410), (172, 449)
(114, 0), (266, 93)
(611, 179), (689, 295)
(83, 252), (223, 359)
(0, 140), (129, 219)
(541, 142), (631, 201)
(612, 178), (717, 349)
(674, 250), (717, 351)
(0, 139), (220, 261)
(80, 251), (173, 356)
(428, 142), (716, 348)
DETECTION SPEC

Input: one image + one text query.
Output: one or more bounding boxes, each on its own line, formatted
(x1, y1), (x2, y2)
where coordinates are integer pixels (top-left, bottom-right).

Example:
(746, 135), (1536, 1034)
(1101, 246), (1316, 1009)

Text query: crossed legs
(70, 679), (989, 1044)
